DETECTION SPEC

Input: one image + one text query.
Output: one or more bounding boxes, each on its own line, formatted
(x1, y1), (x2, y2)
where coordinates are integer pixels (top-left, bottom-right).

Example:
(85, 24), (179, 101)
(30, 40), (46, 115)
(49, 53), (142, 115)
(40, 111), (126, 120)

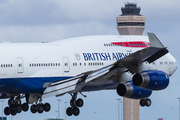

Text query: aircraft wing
(42, 33), (169, 98)
(113, 47), (168, 73)
(42, 47), (168, 98)
(111, 33), (169, 73)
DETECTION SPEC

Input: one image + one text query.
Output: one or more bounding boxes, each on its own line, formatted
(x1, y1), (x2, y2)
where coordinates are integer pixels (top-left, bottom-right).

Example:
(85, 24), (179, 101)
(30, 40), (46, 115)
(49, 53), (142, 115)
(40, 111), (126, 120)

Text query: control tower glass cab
(116, 2), (145, 35)
(121, 2), (140, 15)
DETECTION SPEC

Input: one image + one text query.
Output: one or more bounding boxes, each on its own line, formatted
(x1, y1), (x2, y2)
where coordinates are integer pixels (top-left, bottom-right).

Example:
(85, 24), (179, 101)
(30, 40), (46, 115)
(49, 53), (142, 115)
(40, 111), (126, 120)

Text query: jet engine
(132, 70), (169, 90)
(116, 82), (152, 99)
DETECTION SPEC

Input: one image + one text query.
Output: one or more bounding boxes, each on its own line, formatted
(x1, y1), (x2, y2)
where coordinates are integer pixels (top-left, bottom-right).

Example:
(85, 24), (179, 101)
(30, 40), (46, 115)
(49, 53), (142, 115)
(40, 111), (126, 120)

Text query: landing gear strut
(140, 98), (151, 107)
(66, 93), (84, 116)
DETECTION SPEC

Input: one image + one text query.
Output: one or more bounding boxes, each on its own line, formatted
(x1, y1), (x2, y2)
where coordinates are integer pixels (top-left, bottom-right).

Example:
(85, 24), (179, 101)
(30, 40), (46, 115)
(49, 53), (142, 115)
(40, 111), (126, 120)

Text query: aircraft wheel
(11, 106), (17, 116)
(43, 103), (51, 112)
(22, 103), (29, 112)
(70, 98), (76, 107)
(4, 107), (10, 115)
(37, 104), (44, 113)
(76, 98), (83, 107)
(145, 98), (151, 107)
(17, 105), (22, 113)
(31, 104), (37, 113)
(72, 107), (80, 116)
(140, 99), (146, 107)
(8, 99), (14, 106)
(66, 107), (73, 116)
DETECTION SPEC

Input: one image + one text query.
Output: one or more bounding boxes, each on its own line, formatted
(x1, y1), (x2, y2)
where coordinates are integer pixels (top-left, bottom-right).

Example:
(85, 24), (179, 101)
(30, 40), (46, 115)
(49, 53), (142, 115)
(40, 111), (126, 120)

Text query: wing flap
(42, 66), (113, 98)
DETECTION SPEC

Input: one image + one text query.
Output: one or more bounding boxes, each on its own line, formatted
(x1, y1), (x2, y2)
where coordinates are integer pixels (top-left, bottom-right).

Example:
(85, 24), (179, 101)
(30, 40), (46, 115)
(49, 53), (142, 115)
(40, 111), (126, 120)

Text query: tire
(66, 107), (73, 116)
(145, 98), (151, 107)
(76, 98), (84, 107)
(17, 105), (22, 113)
(4, 107), (10, 115)
(72, 107), (80, 116)
(22, 103), (29, 112)
(140, 99), (146, 107)
(11, 106), (17, 116)
(31, 104), (37, 113)
(43, 103), (51, 112)
(8, 99), (13, 106)
(70, 98), (76, 107)
(37, 104), (44, 113)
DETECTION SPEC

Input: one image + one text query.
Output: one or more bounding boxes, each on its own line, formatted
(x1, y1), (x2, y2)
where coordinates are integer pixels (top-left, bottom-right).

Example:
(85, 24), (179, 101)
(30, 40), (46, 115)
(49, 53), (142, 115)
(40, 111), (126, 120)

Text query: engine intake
(116, 82), (152, 99)
(132, 70), (169, 90)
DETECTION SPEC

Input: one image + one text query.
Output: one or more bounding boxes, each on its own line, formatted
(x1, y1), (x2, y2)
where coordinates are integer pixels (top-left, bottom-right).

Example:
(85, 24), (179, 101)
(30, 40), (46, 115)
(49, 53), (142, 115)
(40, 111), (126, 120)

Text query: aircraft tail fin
(147, 33), (165, 48)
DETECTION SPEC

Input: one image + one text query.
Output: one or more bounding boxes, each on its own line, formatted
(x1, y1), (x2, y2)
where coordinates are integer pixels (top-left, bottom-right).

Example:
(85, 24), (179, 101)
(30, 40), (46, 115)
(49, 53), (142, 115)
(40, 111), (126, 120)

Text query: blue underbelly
(0, 77), (71, 94)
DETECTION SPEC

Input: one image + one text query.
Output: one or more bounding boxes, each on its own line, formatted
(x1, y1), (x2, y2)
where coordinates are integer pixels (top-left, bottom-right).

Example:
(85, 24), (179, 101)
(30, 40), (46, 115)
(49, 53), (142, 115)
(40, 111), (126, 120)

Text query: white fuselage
(0, 35), (177, 94)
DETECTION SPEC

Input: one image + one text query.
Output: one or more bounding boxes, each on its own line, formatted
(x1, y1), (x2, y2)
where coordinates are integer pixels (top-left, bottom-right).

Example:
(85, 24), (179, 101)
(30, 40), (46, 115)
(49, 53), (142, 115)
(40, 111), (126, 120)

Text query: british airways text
(83, 52), (132, 61)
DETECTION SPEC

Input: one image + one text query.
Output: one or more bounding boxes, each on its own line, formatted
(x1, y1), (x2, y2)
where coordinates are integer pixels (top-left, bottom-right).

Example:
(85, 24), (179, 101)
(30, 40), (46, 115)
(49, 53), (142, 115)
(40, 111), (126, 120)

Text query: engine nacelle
(132, 70), (169, 90)
(116, 82), (152, 99)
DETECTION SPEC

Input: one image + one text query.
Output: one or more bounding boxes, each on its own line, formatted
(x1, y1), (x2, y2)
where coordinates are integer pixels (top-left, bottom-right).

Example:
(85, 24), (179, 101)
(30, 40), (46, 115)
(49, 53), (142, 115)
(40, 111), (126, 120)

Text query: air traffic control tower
(116, 1), (145, 35)
(116, 2), (146, 120)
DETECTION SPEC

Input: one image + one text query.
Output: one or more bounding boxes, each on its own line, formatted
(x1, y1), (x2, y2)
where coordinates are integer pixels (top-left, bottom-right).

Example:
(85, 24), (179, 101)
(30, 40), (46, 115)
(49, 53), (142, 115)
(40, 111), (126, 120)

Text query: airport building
(116, 2), (146, 120)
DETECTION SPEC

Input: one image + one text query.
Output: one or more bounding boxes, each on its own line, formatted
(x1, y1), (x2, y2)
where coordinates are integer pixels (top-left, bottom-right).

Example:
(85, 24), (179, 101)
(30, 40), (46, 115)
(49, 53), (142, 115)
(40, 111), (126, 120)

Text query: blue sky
(0, 0), (179, 120)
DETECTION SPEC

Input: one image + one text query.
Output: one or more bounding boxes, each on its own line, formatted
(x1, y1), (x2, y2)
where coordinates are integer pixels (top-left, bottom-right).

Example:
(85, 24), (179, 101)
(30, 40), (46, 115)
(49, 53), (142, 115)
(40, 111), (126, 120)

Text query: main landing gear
(66, 93), (85, 116)
(30, 99), (51, 114)
(4, 95), (29, 116)
(4, 94), (51, 116)
(139, 98), (151, 107)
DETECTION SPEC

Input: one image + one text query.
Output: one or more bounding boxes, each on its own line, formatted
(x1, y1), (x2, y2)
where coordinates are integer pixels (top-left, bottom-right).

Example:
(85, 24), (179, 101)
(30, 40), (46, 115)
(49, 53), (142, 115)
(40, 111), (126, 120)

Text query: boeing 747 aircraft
(0, 33), (177, 116)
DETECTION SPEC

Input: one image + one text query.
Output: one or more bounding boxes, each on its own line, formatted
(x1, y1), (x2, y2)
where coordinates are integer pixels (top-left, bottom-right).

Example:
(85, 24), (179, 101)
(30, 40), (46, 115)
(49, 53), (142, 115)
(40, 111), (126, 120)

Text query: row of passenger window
(160, 61), (175, 65)
(30, 63), (60, 67)
(73, 62), (104, 66)
(104, 43), (150, 47)
(129, 44), (150, 47)
(1, 64), (13, 68)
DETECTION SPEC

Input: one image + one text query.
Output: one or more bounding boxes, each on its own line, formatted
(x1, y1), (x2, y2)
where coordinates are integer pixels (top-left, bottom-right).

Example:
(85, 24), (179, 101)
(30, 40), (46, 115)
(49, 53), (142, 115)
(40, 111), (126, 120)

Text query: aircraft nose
(169, 60), (178, 76)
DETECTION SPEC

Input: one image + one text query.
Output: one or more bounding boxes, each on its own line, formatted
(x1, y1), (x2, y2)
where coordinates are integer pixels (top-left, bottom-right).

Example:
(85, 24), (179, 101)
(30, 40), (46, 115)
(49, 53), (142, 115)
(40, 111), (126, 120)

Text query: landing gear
(4, 94), (51, 116)
(4, 95), (29, 116)
(66, 93), (85, 116)
(30, 99), (51, 114)
(140, 98), (151, 107)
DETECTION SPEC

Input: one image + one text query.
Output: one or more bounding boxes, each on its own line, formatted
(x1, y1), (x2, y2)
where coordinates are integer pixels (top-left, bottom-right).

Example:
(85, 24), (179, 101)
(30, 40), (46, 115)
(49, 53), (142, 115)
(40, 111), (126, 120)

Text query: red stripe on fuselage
(111, 41), (151, 48)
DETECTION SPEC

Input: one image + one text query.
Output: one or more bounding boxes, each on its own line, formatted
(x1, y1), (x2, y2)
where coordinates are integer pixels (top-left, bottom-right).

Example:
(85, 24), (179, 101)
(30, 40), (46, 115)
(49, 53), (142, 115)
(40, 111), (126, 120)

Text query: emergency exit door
(17, 57), (24, 73)
(63, 57), (70, 72)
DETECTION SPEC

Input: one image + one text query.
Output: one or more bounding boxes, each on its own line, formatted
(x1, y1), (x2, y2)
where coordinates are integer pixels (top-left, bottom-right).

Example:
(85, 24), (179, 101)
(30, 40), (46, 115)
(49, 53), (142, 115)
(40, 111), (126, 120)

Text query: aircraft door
(17, 57), (24, 73)
(63, 57), (70, 72)
(120, 37), (132, 52)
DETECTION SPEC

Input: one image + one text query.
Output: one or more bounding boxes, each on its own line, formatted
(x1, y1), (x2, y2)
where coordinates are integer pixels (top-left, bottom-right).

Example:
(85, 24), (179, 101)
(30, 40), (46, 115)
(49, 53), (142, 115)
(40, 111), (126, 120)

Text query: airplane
(0, 33), (177, 116)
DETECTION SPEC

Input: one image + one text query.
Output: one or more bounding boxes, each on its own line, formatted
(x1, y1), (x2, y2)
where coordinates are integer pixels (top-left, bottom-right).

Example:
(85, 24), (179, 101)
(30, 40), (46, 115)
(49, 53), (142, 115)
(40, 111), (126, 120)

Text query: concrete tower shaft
(116, 2), (146, 120)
